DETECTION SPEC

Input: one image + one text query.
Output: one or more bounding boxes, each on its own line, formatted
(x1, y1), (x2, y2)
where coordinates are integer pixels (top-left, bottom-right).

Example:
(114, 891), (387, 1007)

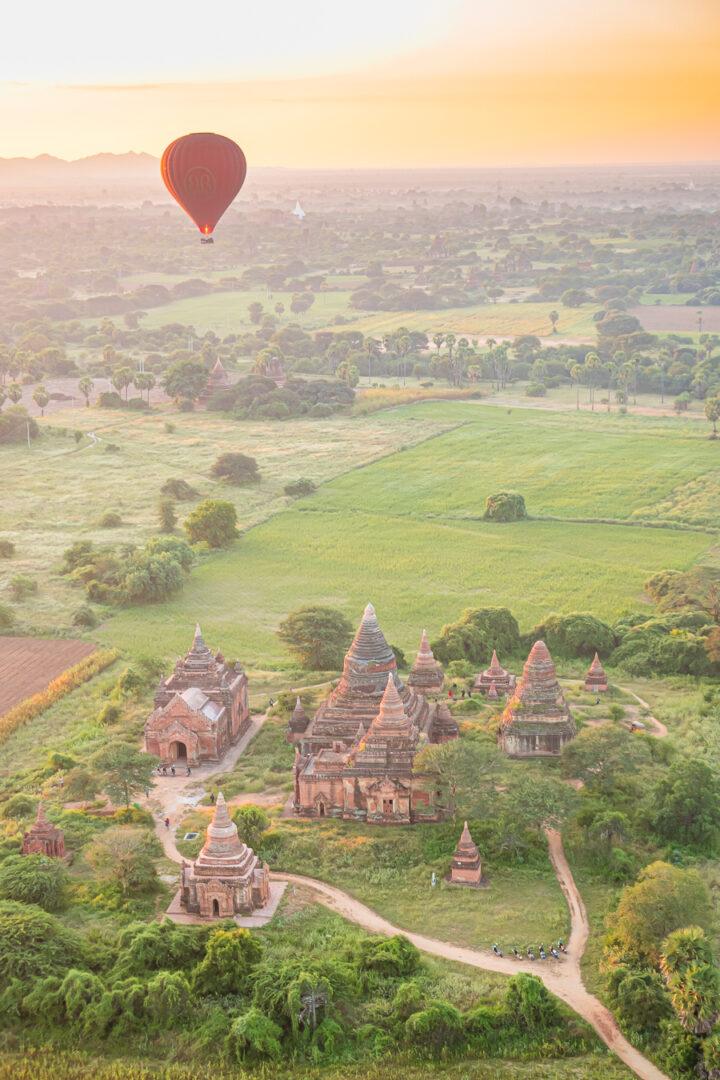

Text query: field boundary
(0, 648), (119, 747)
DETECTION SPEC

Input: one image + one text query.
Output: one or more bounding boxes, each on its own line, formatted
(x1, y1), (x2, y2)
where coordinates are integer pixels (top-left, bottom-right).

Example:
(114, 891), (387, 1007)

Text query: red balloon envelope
(161, 132), (247, 236)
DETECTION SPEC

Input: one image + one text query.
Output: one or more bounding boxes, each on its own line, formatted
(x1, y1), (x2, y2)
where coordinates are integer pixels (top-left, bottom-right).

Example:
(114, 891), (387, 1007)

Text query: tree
(509, 775), (578, 833)
(405, 1000), (465, 1058)
(660, 926), (720, 1034)
(432, 333), (444, 355)
(90, 742), (157, 807)
(431, 607), (519, 666)
(32, 385), (50, 416)
(86, 826), (159, 893)
(210, 452), (260, 486)
(0, 854), (67, 911)
(591, 810), (630, 848)
(63, 767), (101, 805)
(483, 491), (526, 522)
(274, 302), (285, 317)
(561, 725), (649, 792)
(111, 366), (134, 401)
(606, 862), (714, 966)
(158, 499), (177, 533)
(193, 927), (262, 995)
(78, 376), (94, 407)
(133, 371), (156, 402)
(227, 1007), (283, 1062)
(704, 397), (720, 439)
(184, 499), (239, 548)
(549, 310), (559, 333)
(413, 738), (500, 822)
(505, 973), (558, 1030)
(145, 970), (192, 1024)
(652, 759), (720, 853)
(248, 302), (264, 325)
(232, 805), (269, 851)
(162, 359), (208, 402)
(336, 360), (359, 388)
(6, 383), (22, 405)
(277, 605), (353, 670)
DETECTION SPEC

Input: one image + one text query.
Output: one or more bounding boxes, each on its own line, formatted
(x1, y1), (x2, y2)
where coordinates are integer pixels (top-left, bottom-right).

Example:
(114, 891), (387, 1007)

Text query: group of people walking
(492, 940), (568, 961)
(152, 765), (191, 778)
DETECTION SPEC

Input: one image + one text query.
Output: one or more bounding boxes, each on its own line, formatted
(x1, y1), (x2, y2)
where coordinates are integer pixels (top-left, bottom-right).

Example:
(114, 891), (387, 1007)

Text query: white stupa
(292, 200), (306, 220)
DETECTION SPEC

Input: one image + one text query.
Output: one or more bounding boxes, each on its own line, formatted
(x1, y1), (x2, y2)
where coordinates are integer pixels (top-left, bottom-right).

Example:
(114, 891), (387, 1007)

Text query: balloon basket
(200, 237), (215, 244)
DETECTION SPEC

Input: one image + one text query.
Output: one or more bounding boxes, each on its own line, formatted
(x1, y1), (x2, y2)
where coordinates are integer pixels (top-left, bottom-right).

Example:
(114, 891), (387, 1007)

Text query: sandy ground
(148, 703), (670, 1080)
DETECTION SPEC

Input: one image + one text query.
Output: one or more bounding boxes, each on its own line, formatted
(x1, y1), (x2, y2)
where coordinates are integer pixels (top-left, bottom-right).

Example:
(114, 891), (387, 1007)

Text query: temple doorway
(212, 899), (220, 917)
(383, 798), (394, 815)
(318, 803), (325, 817)
(170, 741), (187, 760)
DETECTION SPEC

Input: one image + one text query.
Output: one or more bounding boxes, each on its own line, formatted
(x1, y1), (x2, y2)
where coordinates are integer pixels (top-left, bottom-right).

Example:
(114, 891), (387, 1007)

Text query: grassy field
(133, 288), (355, 333)
(0, 406), (456, 632)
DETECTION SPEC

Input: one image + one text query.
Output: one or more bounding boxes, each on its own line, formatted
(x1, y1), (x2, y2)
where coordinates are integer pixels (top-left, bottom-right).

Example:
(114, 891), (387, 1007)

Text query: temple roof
(194, 792), (256, 876)
(453, 821), (481, 865)
(587, 651), (606, 675)
(413, 629), (436, 669)
(503, 639), (572, 722)
(26, 803), (62, 837)
(366, 674), (417, 742)
(485, 650), (506, 677)
(347, 603), (396, 667)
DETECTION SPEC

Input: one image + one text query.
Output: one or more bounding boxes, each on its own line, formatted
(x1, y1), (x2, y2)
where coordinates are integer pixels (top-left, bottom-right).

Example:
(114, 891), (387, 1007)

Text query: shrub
(530, 612), (617, 658)
(161, 477), (197, 500)
(158, 499), (177, 533)
(0, 405), (38, 444)
(277, 605), (353, 669)
(608, 704), (626, 721)
(0, 794), (36, 819)
(231, 805), (269, 851)
(178, 398), (194, 412)
(227, 1007), (283, 1063)
(96, 391), (122, 408)
(104, 443), (120, 453)
(97, 702), (123, 725)
(311, 403), (333, 417)
(184, 500), (239, 548)
(164, 421), (176, 433)
(0, 854), (68, 911)
(72, 604), (98, 628)
(525, 382), (547, 397)
(283, 477), (316, 497)
(0, 602), (15, 629)
(0, 540), (15, 558)
(432, 607), (519, 665)
(504, 973), (558, 1030)
(125, 396), (149, 411)
(9, 575), (37, 600)
(98, 511), (122, 528)
(483, 491), (527, 521)
(210, 452), (260, 486)
(405, 1000), (465, 1058)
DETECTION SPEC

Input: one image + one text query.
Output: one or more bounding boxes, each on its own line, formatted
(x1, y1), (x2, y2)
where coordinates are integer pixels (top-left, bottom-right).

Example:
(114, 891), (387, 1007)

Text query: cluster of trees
(61, 536), (194, 606)
(209, 374), (355, 420)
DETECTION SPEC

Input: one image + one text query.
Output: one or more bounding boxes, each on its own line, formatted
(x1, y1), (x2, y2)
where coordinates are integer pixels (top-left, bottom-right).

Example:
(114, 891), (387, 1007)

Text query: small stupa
(285, 696), (310, 742)
(473, 651), (516, 696)
(449, 821), (484, 887)
(499, 640), (575, 758)
(199, 358), (232, 405)
(585, 652), (608, 693)
(180, 793), (269, 918)
(22, 804), (65, 858)
(430, 700), (458, 743)
(407, 629), (444, 694)
(486, 681), (499, 702)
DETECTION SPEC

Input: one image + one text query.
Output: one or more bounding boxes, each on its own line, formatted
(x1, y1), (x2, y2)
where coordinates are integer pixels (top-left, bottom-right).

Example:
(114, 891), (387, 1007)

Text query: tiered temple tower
(499, 640), (575, 758)
(285, 696), (310, 742)
(22, 805), (65, 858)
(585, 653), (608, 693)
(473, 651), (516, 696)
(199, 359), (232, 405)
(180, 793), (270, 918)
(144, 625), (249, 765)
(449, 821), (484, 887)
(407, 629), (444, 695)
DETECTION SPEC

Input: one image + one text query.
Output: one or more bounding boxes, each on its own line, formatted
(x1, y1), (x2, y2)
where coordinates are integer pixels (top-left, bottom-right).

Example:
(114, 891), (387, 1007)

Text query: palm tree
(133, 371), (156, 402)
(549, 310), (559, 333)
(78, 376), (94, 407)
(584, 352), (600, 410)
(32, 385), (50, 417)
(6, 382), (22, 405)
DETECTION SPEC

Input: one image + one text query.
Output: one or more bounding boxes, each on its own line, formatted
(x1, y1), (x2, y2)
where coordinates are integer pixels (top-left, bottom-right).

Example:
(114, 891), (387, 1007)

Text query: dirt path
(619, 688), (668, 738)
(151, 709), (668, 1080)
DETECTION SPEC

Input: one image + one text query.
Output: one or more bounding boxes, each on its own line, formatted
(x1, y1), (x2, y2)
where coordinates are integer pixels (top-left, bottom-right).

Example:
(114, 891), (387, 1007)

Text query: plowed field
(0, 637), (96, 715)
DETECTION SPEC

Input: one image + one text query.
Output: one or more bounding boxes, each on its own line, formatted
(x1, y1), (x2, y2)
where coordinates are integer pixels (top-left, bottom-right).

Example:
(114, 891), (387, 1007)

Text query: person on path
(210, 793), (216, 806)
(493, 943), (503, 956)
(145, 785), (150, 798)
(512, 947), (520, 959)
(185, 766), (191, 777)
(170, 765), (175, 777)
(526, 947), (535, 961)
(164, 817), (170, 830)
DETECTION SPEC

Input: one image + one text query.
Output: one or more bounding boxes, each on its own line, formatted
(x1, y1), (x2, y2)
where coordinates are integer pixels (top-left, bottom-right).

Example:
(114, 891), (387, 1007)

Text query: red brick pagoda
(285, 696), (310, 742)
(473, 651), (516, 696)
(499, 640), (575, 758)
(449, 821), (484, 887)
(199, 358), (232, 405)
(180, 792), (269, 918)
(585, 652), (608, 693)
(407, 629), (444, 695)
(22, 804), (65, 858)
(144, 625), (250, 766)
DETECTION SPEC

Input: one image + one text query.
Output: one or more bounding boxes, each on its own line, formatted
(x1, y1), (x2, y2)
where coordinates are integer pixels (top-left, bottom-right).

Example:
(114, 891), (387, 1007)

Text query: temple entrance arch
(318, 803), (325, 817)
(383, 798), (394, 816)
(212, 898), (220, 917)
(170, 741), (187, 760)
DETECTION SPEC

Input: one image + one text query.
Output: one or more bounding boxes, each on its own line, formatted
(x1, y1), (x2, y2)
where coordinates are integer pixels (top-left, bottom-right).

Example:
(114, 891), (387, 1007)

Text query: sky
(1, 0), (719, 167)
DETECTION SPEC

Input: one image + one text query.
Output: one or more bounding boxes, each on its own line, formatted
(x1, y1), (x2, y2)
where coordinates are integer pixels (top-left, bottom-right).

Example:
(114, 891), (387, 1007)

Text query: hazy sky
(2, 0), (719, 165)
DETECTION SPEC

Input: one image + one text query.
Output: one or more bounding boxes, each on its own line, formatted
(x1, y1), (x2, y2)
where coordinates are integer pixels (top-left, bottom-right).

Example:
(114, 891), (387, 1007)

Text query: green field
(133, 288), (355, 333)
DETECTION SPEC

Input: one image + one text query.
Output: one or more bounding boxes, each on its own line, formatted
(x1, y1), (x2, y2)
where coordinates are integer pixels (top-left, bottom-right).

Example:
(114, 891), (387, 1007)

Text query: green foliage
(0, 602), (15, 629)
(284, 477), (317, 497)
(405, 1000), (465, 1059)
(72, 605), (98, 628)
(226, 1006), (283, 1062)
(96, 702), (122, 726)
(358, 934), (420, 977)
(431, 606), (519, 665)
(652, 759), (720, 853)
(660, 926), (720, 1034)
(96, 391), (122, 408)
(0, 539), (15, 558)
(606, 965), (672, 1035)
(9, 575), (37, 600)
(115, 919), (210, 977)
(611, 610), (719, 677)
(504, 973), (558, 1030)
(0, 794), (36, 820)
(98, 511), (122, 528)
(0, 405), (38, 444)
(0, 900), (84, 987)
(561, 725), (650, 792)
(145, 970), (192, 1025)
(231, 804), (269, 851)
(277, 605), (354, 669)
(530, 612), (617, 658)
(208, 374), (354, 420)
(162, 358), (208, 401)
(0, 854), (68, 911)
(160, 477), (197, 500)
(158, 498), (177, 533)
(193, 928), (262, 996)
(85, 827), (159, 894)
(183, 499), (239, 548)
(90, 743), (157, 807)
(210, 452), (260, 486)
(483, 490), (527, 521)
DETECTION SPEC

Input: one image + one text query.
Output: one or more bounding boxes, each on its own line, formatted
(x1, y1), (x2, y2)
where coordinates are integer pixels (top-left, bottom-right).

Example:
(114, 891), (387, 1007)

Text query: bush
(0, 540), (15, 558)
(431, 607), (519, 665)
(210, 452), (260, 486)
(0, 602), (15, 629)
(310, 402), (333, 417)
(158, 499), (177, 533)
(277, 605), (354, 669)
(530, 612), (617, 658)
(178, 398), (194, 412)
(0, 854), (67, 911)
(184, 500), (239, 548)
(126, 396), (149, 411)
(284, 478), (316, 497)
(96, 391), (122, 408)
(0, 405), (38, 444)
(97, 702), (123, 725)
(525, 382), (547, 397)
(160, 477), (197, 499)
(0, 794), (36, 820)
(405, 1000), (465, 1058)
(9, 575), (37, 601)
(163, 422), (176, 433)
(98, 511), (122, 528)
(483, 491), (527, 521)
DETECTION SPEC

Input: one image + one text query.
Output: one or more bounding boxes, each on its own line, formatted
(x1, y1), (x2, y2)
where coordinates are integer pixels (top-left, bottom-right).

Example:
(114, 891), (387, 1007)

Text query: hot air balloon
(161, 133), (247, 243)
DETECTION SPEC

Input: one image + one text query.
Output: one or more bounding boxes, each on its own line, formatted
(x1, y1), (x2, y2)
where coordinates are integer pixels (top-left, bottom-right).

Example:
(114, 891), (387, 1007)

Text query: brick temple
(144, 625), (250, 766)
(290, 603), (457, 824)
(498, 640), (575, 758)
(407, 629), (444, 695)
(180, 792), (270, 918)
(22, 804), (65, 858)
(199, 358), (232, 405)
(449, 821), (484, 887)
(585, 652), (608, 693)
(473, 651), (516, 696)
